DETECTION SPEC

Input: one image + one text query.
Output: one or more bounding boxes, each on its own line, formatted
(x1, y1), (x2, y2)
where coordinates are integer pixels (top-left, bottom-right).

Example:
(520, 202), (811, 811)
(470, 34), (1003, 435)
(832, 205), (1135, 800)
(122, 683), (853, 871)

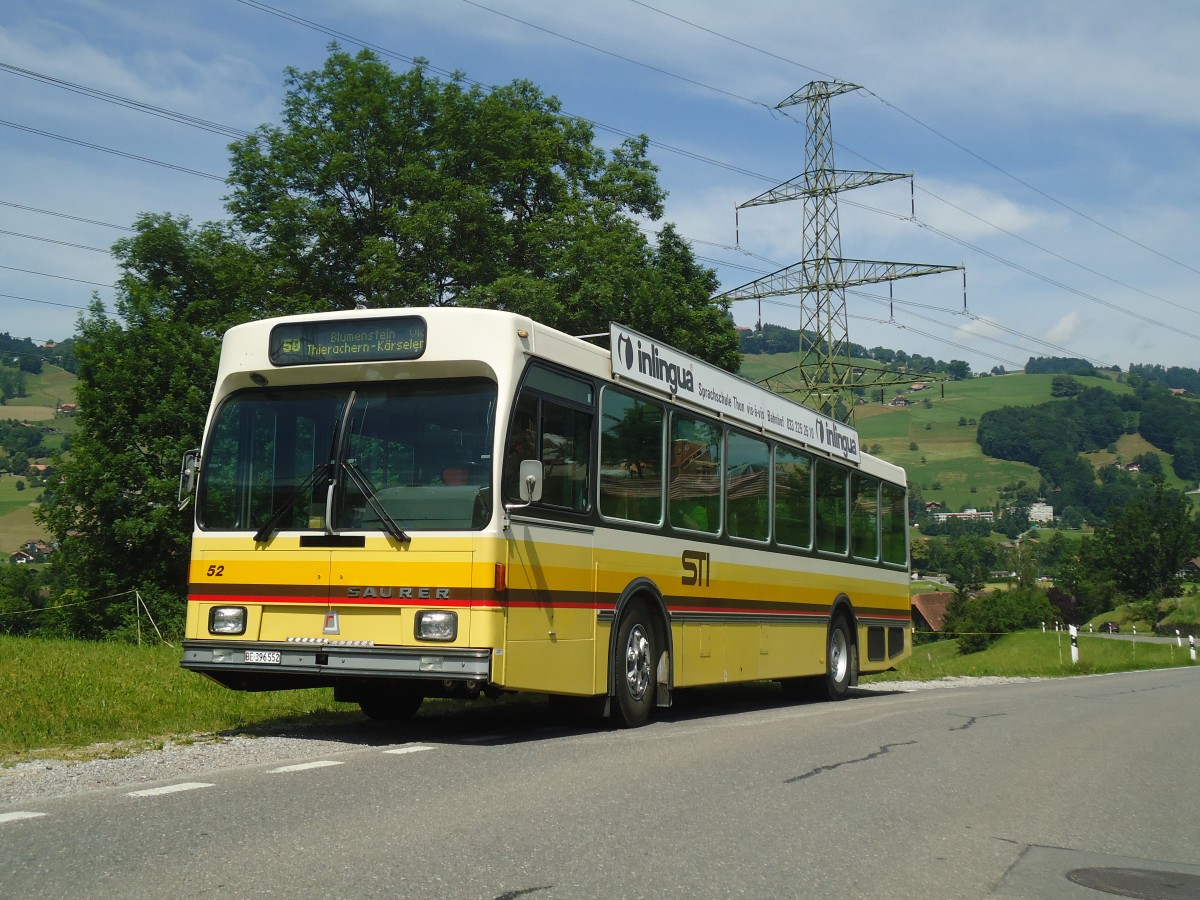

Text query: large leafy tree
(226, 47), (738, 365)
(38, 50), (738, 638)
(37, 215), (265, 637)
(1091, 480), (1199, 601)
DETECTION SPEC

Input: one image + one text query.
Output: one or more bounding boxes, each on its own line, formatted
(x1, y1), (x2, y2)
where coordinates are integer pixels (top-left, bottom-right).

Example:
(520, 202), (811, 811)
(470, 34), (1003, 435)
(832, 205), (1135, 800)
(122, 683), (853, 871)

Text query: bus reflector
(495, 564), (507, 593)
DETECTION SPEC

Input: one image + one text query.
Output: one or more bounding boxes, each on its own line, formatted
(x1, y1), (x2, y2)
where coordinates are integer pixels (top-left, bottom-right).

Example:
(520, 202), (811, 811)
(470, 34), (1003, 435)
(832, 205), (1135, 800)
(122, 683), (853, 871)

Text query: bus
(181, 307), (911, 726)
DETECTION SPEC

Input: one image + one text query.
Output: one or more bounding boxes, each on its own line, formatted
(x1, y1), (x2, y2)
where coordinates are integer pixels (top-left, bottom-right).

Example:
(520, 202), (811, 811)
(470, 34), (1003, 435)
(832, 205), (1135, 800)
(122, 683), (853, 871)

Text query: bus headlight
(209, 606), (247, 635)
(415, 610), (457, 642)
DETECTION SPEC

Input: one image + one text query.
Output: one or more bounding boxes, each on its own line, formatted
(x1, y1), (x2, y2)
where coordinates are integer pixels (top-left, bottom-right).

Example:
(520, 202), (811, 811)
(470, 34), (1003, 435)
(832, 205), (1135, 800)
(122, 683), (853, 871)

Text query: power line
(0, 292), (89, 311)
(461, 0), (771, 111)
(0, 228), (111, 253)
(0, 199), (134, 232)
(0, 62), (251, 139)
(237, 0), (776, 183)
(447, 0), (1198, 364)
(0, 119), (226, 181)
(627, 0), (1200, 280)
(0, 263), (115, 289)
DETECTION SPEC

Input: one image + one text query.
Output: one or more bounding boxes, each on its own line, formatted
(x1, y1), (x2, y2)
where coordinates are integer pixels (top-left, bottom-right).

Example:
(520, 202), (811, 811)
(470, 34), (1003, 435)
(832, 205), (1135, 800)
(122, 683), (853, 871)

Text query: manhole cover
(1067, 867), (1200, 900)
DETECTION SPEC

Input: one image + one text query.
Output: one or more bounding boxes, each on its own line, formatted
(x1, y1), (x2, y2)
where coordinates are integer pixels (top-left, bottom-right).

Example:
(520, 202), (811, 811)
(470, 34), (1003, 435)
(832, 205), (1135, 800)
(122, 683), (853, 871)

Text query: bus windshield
(198, 378), (497, 534)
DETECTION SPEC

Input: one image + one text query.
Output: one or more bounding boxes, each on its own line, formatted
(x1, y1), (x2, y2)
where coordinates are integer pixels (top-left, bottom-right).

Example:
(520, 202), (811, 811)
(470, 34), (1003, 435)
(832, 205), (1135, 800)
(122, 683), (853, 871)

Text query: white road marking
(0, 811), (47, 823)
(127, 782), (214, 797)
(383, 744), (435, 755)
(268, 760), (345, 773)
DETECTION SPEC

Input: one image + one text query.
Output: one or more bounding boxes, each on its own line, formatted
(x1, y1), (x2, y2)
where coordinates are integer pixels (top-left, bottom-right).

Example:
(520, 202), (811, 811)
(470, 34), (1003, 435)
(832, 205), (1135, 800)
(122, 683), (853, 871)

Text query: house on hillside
(18, 540), (53, 562)
(9, 550), (35, 565)
(912, 592), (954, 634)
(1177, 557), (1200, 579)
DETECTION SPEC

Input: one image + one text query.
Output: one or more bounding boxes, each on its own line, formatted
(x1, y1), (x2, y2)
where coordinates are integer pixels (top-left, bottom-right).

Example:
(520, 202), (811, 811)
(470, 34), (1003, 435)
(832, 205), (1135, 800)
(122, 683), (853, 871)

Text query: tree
(227, 47), (737, 367)
(37, 215), (266, 638)
(0, 565), (47, 636)
(1050, 375), (1082, 397)
(945, 534), (994, 600)
(38, 50), (739, 639)
(1091, 480), (1199, 602)
(945, 587), (1055, 654)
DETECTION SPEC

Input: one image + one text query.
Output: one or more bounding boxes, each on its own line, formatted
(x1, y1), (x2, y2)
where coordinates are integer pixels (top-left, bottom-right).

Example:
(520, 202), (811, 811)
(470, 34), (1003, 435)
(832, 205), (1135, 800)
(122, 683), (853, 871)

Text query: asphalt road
(2, 667), (1198, 899)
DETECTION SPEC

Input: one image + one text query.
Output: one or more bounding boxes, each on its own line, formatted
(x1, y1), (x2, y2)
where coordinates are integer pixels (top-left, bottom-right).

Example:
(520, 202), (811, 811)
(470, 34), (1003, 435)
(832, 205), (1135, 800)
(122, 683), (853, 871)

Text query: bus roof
(214, 306), (904, 484)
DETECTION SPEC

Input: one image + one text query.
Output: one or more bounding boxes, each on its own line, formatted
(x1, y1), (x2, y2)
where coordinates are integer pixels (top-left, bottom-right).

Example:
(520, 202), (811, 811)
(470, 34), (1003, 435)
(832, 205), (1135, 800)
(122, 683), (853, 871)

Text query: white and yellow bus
(181, 307), (911, 726)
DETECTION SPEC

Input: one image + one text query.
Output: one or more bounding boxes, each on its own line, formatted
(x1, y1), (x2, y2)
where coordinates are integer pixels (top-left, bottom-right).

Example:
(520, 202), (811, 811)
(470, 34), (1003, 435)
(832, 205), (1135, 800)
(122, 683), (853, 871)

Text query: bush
(946, 587), (1056, 654)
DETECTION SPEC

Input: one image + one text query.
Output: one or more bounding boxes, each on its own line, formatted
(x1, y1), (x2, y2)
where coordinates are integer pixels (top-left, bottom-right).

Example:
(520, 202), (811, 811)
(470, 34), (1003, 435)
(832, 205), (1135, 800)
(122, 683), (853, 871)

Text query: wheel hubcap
(625, 624), (651, 701)
(830, 628), (849, 684)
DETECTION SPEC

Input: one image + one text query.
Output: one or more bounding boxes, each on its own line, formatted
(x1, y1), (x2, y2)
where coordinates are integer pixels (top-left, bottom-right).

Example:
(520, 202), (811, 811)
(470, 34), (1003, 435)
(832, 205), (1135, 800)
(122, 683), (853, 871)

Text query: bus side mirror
(518, 459), (543, 502)
(178, 448), (199, 510)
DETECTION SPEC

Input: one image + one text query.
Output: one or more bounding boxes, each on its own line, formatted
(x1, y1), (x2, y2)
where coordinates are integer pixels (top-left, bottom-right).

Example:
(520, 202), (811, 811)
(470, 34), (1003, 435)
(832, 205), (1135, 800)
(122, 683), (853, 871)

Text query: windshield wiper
(253, 463), (330, 543)
(342, 460), (410, 543)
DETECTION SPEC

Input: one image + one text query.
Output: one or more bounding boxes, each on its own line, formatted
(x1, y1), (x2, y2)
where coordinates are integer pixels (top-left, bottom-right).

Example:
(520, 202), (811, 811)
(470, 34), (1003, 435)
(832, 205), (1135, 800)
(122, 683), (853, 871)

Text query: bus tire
(823, 614), (855, 701)
(613, 600), (656, 728)
(358, 683), (424, 721)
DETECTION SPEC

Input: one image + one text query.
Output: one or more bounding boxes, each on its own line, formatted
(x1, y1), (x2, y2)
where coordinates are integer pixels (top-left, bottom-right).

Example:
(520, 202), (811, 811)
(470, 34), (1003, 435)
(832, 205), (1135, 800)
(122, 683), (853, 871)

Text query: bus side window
(669, 413), (721, 534)
(504, 377), (593, 513)
(814, 460), (848, 554)
(881, 482), (909, 565)
(774, 447), (812, 549)
(599, 389), (664, 525)
(726, 430), (769, 542)
(851, 473), (880, 561)
(540, 400), (591, 511)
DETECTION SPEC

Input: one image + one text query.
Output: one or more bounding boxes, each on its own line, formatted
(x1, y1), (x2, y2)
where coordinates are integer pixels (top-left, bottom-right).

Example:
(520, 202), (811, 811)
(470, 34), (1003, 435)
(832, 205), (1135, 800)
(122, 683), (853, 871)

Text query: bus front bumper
(181, 640), (493, 691)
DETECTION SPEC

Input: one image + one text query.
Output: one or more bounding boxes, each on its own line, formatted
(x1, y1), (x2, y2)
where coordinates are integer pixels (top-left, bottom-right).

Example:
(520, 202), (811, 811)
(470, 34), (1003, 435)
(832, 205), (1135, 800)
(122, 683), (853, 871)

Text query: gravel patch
(0, 731), (375, 806)
(855, 675), (1042, 692)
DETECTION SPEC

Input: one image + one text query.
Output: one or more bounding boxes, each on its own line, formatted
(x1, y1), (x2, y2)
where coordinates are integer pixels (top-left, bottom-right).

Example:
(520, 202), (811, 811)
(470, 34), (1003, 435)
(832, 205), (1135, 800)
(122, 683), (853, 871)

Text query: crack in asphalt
(948, 712), (1006, 731)
(785, 740), (918, 784)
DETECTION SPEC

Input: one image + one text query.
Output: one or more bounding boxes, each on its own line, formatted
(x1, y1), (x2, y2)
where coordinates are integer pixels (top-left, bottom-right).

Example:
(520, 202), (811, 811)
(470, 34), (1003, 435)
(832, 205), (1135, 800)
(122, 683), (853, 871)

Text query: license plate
(244, 650), (281, 665)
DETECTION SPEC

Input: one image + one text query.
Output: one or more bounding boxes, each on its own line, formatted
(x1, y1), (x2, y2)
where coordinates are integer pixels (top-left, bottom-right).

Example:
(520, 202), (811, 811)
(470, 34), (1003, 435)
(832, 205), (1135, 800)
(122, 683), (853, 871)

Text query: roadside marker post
(1069, 625), (1078, 665)
(1191, 635), (1196, 663)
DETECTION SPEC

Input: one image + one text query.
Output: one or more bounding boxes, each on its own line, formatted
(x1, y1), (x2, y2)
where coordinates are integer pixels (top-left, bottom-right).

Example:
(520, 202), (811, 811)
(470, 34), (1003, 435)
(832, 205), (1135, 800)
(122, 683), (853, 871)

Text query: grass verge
(864, 630), (1197, 681)
(1, 637), (351, 764)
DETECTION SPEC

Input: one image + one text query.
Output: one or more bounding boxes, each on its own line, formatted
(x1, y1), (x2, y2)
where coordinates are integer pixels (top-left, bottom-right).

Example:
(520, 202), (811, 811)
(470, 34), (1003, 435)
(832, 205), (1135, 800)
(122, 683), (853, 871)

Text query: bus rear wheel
(613, 600), (657, 728)
(780, 615), (856, 703)
(822, 615), (855, 701)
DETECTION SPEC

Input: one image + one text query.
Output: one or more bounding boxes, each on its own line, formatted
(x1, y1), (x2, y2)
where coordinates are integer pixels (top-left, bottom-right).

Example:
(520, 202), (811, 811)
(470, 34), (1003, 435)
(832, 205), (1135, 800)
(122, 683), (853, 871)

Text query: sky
(2, 0), (1200, 375)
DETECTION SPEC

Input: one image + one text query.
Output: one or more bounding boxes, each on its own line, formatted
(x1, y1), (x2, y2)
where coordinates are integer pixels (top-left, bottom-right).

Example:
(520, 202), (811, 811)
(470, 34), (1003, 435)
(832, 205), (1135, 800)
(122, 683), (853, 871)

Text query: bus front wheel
(357, 683), (424, 722)
(613, 600), (657, 728)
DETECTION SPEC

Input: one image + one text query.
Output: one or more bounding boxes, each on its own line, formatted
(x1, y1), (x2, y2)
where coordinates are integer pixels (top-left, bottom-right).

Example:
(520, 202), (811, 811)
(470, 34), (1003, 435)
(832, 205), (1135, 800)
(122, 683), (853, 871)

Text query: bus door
(500, 367), (597, 695)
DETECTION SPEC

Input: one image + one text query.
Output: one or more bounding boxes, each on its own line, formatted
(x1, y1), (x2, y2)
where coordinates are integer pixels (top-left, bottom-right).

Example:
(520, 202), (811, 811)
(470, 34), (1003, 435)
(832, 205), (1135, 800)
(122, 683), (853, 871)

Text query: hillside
(0, 363), (77, 554)
(737, 353), (1165, 513)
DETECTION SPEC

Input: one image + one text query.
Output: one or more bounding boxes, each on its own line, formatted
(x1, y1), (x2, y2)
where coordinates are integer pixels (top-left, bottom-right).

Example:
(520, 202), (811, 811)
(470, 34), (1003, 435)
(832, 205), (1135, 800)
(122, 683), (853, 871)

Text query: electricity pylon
(718, 80), (962, 424)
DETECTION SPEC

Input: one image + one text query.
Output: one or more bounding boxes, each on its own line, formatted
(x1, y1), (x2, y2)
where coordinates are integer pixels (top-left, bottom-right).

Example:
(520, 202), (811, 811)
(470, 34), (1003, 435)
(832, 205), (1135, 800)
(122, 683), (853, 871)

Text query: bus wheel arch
(609, 579), (672, 727)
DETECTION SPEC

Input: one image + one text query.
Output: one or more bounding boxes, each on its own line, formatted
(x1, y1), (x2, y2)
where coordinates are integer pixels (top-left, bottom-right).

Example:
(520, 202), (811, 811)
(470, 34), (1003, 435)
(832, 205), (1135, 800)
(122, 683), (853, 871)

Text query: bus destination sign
(269, 316), (428, 366)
